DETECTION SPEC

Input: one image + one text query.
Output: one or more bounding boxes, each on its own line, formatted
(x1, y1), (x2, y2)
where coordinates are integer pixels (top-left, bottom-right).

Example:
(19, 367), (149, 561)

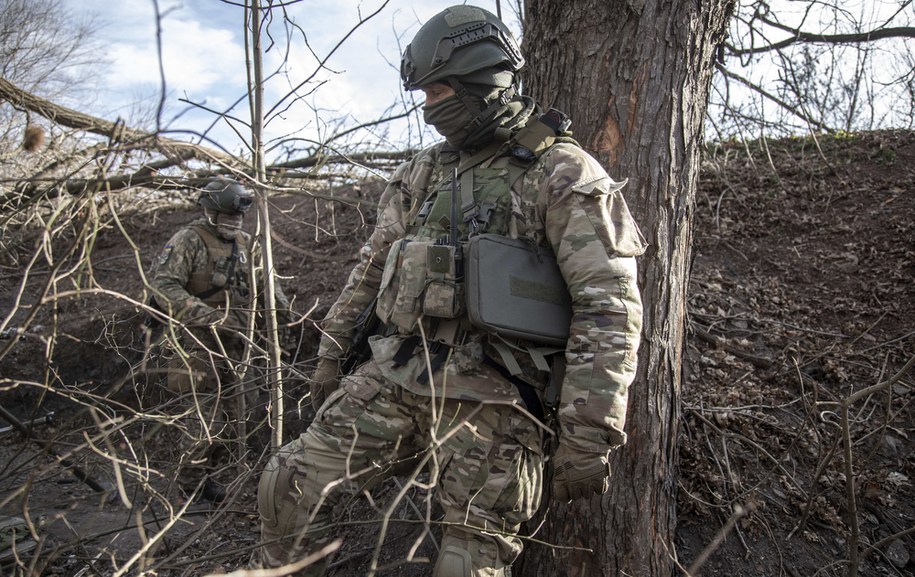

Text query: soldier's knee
(166, 355), (212, 393)
(433, 540), (511, 577)
(434, 545), (474, 577)
(257, 453), (296, 531)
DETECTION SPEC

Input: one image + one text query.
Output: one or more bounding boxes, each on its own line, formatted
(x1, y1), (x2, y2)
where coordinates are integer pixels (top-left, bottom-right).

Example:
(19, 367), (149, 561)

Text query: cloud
(103, 10), (245, 97)
(66, 0), (489, 152)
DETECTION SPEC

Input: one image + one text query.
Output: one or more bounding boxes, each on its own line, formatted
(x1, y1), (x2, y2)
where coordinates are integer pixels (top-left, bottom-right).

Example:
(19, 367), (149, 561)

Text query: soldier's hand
(223, 308), (250, 330)
(184, 303), (246, 330)
(309, 357), (342, 411)
(551, 443), (611, 502)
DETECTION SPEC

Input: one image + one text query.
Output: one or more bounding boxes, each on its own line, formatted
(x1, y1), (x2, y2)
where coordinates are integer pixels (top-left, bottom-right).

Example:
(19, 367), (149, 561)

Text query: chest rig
(187, 223), (252, 309)
(416, 107), (574, 242)
(375, 146), (520, 335)
(374, 110), (576, 387)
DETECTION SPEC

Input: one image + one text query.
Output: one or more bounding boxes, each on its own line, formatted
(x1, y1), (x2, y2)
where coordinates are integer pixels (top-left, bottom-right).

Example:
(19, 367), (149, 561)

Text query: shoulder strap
(510, 108), (578, 162)
(405, 140), (503, 232)
(406, 111), (577, 235)
(189, 222), (221, 252)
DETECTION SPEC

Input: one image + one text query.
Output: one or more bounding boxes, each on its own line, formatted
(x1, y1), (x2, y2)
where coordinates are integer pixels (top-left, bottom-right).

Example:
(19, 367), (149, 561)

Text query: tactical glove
(551, 443), (611, 503)
(184, 303), (247, 330)
(309, 357), (342, 411)
(183, 302), (221, 325)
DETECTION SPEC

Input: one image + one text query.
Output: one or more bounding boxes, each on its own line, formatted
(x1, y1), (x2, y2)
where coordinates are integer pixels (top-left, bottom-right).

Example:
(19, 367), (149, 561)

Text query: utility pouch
(211, 240), (238, 290)
(466, 234), (572, 347)
(376, 239), (467, 333)
(423, 243), (465, 318)
(375, 239), (422, 333)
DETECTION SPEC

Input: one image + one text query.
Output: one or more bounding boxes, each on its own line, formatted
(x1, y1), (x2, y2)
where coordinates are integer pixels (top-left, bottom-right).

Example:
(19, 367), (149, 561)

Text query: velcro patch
(158, 246), (174, 265)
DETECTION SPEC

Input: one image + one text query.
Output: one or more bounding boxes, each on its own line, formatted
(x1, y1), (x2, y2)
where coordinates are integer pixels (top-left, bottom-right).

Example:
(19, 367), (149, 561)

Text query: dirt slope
(0, 130), (912, 576)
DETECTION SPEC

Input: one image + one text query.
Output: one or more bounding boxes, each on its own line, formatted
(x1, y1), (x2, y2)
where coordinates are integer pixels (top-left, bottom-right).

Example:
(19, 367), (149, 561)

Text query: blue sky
(63, 1), (515, 157)
(56, 1), (913, 151)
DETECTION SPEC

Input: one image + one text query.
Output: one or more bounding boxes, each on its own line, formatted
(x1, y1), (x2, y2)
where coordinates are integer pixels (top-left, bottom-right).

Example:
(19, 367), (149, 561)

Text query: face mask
(423, 95), (475, 148)
(213, 213), (244, 240)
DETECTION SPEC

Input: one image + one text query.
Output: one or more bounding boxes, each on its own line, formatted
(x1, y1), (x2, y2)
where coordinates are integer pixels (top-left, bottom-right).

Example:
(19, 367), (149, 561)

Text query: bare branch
(715, 64), (833, 132)
(728, 24), (915, 56)
(0, 78), (234, 164)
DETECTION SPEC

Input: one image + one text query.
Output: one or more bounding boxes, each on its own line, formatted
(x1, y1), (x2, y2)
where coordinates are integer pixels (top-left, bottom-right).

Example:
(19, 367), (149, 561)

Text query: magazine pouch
(376, 238), (466, 333)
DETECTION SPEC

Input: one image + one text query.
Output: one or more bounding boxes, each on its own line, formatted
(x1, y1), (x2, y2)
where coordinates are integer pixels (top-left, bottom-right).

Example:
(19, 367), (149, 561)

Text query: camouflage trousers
(161, 333), (257, 495)
(256, 358), (544, 576)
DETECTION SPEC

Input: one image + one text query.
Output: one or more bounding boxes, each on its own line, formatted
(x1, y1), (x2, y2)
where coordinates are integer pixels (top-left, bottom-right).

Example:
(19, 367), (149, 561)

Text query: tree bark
(517, 1), (734, 575)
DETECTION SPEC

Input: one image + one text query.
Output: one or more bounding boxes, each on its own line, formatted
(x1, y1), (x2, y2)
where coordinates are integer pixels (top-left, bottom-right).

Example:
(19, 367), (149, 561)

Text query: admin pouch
(466, 234), (572, 347)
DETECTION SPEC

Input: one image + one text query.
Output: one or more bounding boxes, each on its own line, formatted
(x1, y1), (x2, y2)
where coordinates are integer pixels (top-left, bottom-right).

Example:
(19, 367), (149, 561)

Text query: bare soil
(1, 130), (913, 576)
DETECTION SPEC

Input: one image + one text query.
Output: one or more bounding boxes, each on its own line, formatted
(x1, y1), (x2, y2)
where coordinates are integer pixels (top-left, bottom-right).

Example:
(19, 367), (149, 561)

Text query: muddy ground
(0, 130), (913, 576)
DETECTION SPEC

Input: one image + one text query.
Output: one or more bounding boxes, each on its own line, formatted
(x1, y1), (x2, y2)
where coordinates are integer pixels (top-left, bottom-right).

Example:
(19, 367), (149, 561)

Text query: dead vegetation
(0, 130), (913, 576)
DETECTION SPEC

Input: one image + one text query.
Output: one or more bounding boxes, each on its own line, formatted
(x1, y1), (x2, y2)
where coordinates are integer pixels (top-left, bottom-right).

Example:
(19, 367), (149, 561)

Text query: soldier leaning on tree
(149, 177), (294, 503)
(255, 5), (646, 575)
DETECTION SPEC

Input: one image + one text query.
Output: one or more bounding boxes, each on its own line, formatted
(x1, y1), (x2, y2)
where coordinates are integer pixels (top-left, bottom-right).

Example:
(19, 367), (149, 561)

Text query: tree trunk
(517, 1), (734, 576)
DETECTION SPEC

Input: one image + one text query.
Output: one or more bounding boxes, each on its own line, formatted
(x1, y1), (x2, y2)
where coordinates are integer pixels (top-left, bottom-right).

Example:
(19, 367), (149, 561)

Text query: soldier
(151, 177), (292, 502)
(256, 5), (646, 575)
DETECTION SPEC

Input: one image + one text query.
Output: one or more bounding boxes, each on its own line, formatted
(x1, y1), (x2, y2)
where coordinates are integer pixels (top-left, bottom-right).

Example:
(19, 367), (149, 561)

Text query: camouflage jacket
(319, 138), (646, 453)
(151, 218), (290, 327)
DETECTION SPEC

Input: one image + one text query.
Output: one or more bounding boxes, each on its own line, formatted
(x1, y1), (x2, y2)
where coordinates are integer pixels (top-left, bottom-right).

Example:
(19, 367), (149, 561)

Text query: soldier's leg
(161, 348), (223, 497)
(257, 360), (419, 575)
(432, 403), (544, 577)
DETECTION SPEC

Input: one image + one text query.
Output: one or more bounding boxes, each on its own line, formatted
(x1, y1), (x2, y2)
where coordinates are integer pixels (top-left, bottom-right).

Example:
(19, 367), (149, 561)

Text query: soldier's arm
(541, 145), (647, 453)
(317, 161), (413, 360)
(151, 229), (215, 320)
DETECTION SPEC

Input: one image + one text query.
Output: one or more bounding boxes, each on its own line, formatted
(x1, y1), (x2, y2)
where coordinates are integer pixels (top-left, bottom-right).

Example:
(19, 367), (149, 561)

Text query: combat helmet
(197, 178), (253, 214)
(400, 5), (524, 92)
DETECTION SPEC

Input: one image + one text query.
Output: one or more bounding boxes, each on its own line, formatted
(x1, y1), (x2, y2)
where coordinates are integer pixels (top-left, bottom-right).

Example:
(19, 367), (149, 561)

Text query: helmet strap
(204, 209), (241, 226)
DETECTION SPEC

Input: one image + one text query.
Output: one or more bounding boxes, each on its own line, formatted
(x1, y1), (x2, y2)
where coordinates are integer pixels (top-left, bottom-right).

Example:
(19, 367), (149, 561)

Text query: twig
(0, 412), (54, 435)
(861, 526), (915, 560)
(0, 405), (108, 493)
(691, 324), (775, 369)
(208, 540), (342, 577)
(838, 354), (915, 577)
(685, 504), (751, 576)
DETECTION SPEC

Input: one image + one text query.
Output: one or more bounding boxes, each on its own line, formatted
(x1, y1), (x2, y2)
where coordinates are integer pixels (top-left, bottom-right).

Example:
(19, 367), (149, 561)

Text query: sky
(57, 0), (913, 156)
(63, 0), (519, 159)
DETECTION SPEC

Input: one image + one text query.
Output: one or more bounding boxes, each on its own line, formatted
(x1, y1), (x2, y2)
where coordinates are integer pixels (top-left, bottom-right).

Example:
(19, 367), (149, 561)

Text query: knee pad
(434, 545), (473, 577)
(257, 454), (295, 530)
(434, 540), (512, 577)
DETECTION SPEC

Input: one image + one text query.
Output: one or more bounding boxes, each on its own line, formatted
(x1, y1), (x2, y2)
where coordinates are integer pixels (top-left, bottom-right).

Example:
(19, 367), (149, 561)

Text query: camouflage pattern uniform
(257, 4), (644, 574)
(152, 218), (289, 495)
(257, 131), (646, 574)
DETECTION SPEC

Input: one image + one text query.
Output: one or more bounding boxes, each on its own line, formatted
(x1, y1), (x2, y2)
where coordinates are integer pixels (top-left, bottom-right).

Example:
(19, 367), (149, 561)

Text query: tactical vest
(375, 109), (577, 342)
(186, 223), (252, 309)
